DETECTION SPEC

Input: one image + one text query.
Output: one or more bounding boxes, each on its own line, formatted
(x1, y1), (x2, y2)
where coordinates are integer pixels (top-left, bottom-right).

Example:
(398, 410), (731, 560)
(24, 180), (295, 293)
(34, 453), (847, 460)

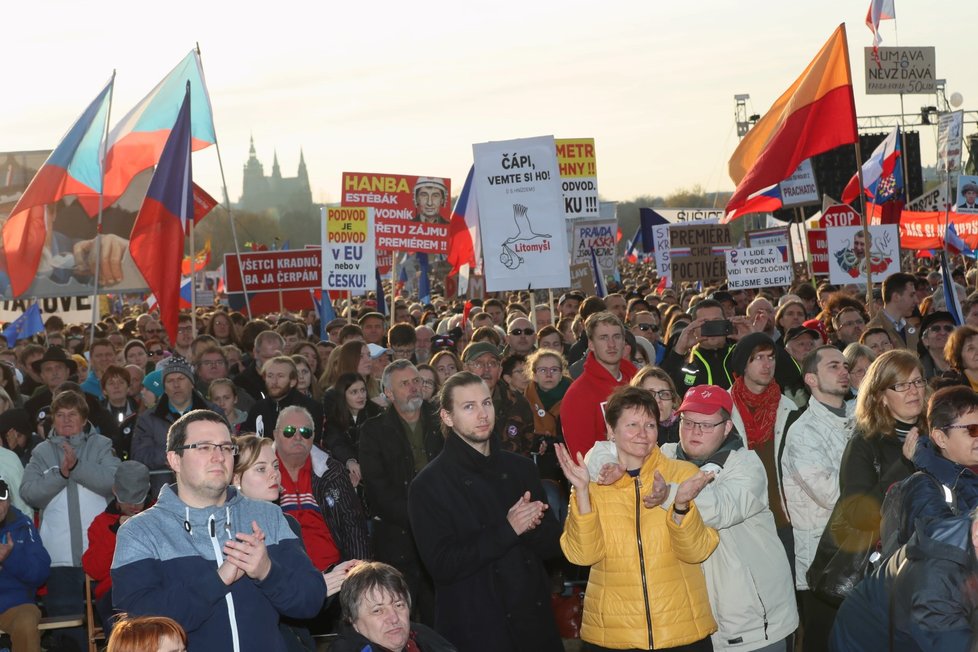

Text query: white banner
(938, 111), (964, 174)
(725, 246), (793, 289)
(906, 186), (948, 212)
(570, 219), (617, 282)
(473, 135), (570, 291)
(652, 224), (672, 282)
(827, 225), (901, 285)
(652, 208), (725, 223)
(321, 206), (376, 295)
(0, 296), (92, 324)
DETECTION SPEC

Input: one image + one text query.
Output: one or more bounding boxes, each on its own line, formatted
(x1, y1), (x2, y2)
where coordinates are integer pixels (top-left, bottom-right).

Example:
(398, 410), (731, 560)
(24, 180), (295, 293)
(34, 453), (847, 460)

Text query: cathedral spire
(272, 150), (281, 179)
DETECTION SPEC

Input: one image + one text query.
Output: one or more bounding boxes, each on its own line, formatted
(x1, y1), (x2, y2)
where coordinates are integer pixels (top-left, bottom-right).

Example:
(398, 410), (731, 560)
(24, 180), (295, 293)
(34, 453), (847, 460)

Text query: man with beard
(407, 372), (563, 652)
(243, 356), (321, 442)
(358, 360), (443, 623)
(112, 410), (326, 651)
(780, 345), (855, 651)
(461, 342), (535, 457)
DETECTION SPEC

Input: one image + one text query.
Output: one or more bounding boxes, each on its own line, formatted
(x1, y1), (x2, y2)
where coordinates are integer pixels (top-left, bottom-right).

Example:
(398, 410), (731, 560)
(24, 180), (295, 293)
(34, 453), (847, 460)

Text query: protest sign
(807, 229), (829, 275)
(569, 262), (594, 294)
(473, 135), (570, 291)
(322, 206), (375, 294)
(570, 219), (617, 281)
(556, 138), (599, 218)
(652, 208), (725, 223)
(906, 186), (948, 212)
(938, 111), (964, 173)
(820, 204), (861, 228)
(827, 225), (901, 285)
(340, 172), (450, 254)
(746, 227), (789, 248)
(224, 250), (322, 293)
(725, 246), (793, 289)
(955, 175), (978, 214)
(779, 159), (819, 207)
(0, 296), (92, 324)
(899, 211), (978, 250)
(652, 224), (672, 281)
(668, 223), (731, 284)
(864, 47), (937, 95)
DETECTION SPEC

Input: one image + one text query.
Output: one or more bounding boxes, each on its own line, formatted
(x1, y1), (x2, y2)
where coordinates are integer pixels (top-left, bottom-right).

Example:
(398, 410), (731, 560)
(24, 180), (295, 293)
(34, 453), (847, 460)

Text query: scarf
(537, 377), (571, 410)
(730, 376), (781, 449)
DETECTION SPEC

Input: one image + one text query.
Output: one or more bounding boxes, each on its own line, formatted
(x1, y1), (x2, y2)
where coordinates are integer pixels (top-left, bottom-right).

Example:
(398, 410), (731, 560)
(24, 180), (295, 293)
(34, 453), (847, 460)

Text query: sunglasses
(281, 425), (314, 439)
(926, 324), (954, 334)
(509, 328), (534, 336)
(636, 323), (659, 333)
(148, 350), (164, 357)
(940, 423), (978, 438)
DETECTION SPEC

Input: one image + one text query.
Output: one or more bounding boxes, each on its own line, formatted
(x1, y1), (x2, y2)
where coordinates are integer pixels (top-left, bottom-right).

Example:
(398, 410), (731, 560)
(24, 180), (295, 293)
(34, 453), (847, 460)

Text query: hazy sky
(2, 0), (975, 208)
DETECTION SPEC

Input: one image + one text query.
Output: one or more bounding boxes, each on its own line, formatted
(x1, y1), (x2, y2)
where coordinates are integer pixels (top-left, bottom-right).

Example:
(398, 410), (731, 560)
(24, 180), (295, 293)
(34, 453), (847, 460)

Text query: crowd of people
(1, 259), (978, 651)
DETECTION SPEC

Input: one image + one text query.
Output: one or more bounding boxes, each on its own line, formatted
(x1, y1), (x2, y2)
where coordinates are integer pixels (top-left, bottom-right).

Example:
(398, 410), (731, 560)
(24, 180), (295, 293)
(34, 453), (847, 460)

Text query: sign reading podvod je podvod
(322, 206), (376, 295)
(473, 135), (570, 291)
(827, 225), (901, 285)
(340, 173), (450, 254)
(555, 138), (599, 218)
(725, 246), (793, 290)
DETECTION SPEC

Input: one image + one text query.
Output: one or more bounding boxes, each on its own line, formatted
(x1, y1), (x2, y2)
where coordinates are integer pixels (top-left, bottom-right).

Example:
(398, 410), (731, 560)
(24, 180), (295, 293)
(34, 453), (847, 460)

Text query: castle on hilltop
(237, 136), (313, 217)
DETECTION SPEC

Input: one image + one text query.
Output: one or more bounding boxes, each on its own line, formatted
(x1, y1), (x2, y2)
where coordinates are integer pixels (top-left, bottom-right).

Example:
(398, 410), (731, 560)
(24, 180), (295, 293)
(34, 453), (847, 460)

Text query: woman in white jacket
(589, 385), (797, 651)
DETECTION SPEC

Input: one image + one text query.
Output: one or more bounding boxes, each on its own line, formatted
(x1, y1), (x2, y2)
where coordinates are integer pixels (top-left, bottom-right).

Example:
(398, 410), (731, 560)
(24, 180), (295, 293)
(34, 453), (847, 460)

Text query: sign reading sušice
(725, 246), (793, 289)
(864, 46), (936, 95)
(340, 173), (450, 254)
(322, 206), (376, 294)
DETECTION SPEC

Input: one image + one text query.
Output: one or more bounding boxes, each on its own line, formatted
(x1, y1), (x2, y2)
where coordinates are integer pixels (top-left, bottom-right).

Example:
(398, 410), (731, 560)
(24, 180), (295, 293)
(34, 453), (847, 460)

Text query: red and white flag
(866, 0), (896, 51)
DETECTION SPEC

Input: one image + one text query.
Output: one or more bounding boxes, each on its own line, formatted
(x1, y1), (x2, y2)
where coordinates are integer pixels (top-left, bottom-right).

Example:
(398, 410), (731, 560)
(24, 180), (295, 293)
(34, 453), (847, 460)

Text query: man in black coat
(407, 372), (563, 652)
(243, 355), (322, 442)
(358, 359), (443, 624)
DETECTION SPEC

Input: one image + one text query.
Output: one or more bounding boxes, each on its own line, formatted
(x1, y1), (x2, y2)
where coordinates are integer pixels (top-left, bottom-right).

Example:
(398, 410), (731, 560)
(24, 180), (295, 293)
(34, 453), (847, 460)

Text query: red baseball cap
(677, 385), (732, 416)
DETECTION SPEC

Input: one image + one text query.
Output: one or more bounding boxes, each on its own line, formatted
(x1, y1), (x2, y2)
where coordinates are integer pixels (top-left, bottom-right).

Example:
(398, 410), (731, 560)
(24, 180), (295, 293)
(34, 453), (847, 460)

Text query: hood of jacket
(152, 482), (244, 538)
(912, 436), (977, 489)
(906, 513), (975, 568)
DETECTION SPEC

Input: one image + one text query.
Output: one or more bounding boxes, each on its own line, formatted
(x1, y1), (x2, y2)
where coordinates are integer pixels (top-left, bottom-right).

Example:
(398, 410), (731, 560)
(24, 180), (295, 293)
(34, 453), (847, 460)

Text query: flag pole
(189, 206), (197, 335)
(90, 71), (116, 342)
(839, 23), (874, 305)
(195, 44), (252, 320)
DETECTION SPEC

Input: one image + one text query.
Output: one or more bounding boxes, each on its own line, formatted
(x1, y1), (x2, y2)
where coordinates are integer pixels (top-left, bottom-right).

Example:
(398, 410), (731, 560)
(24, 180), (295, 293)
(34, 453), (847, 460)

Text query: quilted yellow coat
(561, 446), (718, 649)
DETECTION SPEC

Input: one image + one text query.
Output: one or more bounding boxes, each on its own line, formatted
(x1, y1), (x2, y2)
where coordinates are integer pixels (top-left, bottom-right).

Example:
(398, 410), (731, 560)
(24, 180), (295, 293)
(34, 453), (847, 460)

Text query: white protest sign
(652, 208), (725, 223)
(725, 246), (793, 289)
(321, 206), (376, 295)
(570, 219), (617, 282)
(938, 111), (964, 174)
(746, 227), (789, 248)
(652, 224), (671, 281)
(779, 159), (819, 207)
(827, 225), (901, 285)
(473, 135), (570, 291)
(0, 296), (92, 324)
(864, 47), (937, 95)
(907, 186), (948, 212)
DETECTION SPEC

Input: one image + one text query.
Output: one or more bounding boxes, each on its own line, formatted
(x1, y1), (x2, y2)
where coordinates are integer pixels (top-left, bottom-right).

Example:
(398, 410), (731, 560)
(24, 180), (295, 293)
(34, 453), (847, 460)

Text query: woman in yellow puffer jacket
(556, 385), (718, 651)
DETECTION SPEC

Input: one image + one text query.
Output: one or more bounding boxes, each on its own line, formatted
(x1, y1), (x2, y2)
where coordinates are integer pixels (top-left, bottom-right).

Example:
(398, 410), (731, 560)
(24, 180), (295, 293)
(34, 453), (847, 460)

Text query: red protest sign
(820, 204), (861, 228)
(223, 250), (321, 293)
(808, 229), (829, 275)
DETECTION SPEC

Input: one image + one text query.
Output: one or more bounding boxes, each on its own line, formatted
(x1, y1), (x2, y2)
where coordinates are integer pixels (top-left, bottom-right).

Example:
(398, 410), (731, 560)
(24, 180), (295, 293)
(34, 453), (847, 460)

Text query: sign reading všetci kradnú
(473, 135), (570, 291)
(725, 246), (793, 289)
(322, 206), (376, 295)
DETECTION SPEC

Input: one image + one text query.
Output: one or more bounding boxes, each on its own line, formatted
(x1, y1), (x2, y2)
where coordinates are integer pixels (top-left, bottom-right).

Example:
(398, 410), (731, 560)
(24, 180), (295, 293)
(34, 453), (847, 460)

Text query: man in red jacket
(561, 312), (637, 458)
(82, 460), (152, 630)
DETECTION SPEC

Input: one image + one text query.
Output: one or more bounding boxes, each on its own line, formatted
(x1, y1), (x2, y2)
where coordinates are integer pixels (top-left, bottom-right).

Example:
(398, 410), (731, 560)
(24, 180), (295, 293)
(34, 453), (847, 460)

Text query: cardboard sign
(556, 138), (599, 218)
(570, 219), (617, 282)
(780, 159), (820, 207)
(0, 296), (92, 324)
(668, 223), (731, 284)
(827, 225), (901, 284)
(322, 206), (376, 294)
(569, 262), (594, 294)
(864, 47), (937, 95)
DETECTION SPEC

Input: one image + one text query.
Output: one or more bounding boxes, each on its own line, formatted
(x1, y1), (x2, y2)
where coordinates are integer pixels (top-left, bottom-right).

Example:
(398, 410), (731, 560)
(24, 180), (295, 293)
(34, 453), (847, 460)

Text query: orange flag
(725, 24), (857, 221)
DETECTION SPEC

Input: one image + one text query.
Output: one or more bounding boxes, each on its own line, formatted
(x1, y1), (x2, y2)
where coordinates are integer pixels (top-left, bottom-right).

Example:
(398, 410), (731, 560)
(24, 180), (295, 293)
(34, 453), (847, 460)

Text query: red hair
(107, 616), (187, 652)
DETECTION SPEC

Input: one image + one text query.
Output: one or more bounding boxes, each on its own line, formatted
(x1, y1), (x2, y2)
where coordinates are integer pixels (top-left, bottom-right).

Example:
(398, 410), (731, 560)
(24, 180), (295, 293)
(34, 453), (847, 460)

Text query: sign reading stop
(820, 204), (861, 228)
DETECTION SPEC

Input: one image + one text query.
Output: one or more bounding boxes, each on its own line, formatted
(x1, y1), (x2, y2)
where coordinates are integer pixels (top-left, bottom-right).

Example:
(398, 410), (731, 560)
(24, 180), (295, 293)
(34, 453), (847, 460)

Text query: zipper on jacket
(749, 573), (769, 641)
(208, 513), (241, 652)
(634, 477), (654, 650)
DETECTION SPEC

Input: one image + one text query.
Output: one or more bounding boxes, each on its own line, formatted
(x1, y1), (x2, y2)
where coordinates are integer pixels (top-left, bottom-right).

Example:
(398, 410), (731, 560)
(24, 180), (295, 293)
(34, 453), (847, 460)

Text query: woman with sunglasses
(889, 386), (978, 550)
(917, 312), (954, 379)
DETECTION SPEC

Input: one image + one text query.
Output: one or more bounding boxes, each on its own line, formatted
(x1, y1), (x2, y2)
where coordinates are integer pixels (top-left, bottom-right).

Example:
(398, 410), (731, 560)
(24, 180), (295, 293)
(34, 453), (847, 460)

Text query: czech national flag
(2, 78), (113, 297)
(724, 184), (783, 222)
(129, 84), (193, 346)
(80, 50), (215, 214)
(446, 166), (481, 277)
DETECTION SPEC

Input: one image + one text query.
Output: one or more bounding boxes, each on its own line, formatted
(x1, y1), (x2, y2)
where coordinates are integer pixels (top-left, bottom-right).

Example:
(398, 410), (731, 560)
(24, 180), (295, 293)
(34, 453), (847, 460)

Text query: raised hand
(902, 427), (919, 462)
(223, 521), (272, 581)
(675, 470), (715, 508)
(642, 471), (669, 509)
(596, 462), (625, 486)
(554, 443), (590, 492)
(60, 443), (77, 478)
(323, 559), (361, 597)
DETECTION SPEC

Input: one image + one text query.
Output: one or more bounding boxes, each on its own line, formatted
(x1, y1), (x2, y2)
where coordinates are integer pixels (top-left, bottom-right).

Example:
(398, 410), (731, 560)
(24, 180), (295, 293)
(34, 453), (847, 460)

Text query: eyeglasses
(679, 416), (727, 433)
(148, 350), (164, 357)
(940, 423), (978, 438)
(650, 390), (675, 401)
(509, 328), (534, 336)
(174, 442), (239, 455)
(468, 360), (500, 371)
(888, 378), (926, 392)
(636, 323), (659, 333)
(926, 324), (954, 334)
(535, 366), (562, 376)
(281, 425), (314, 439)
